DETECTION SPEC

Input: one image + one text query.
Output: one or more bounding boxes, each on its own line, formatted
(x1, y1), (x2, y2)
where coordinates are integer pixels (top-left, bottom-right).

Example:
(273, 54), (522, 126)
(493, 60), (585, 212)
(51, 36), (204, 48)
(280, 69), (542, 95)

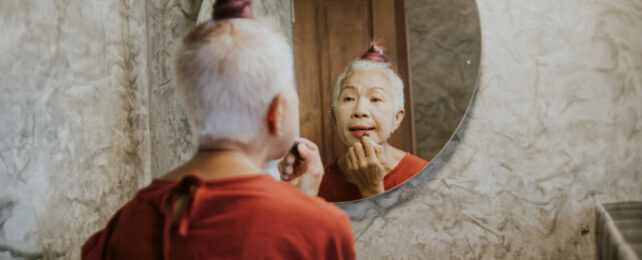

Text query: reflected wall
(408, 0), (480, 160)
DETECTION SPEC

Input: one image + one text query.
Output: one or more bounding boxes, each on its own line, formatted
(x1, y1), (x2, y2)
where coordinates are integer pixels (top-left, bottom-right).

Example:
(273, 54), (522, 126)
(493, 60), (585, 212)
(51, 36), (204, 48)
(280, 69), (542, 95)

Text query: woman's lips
(349, 126), (375, 138)
(351, 131), (372, 138)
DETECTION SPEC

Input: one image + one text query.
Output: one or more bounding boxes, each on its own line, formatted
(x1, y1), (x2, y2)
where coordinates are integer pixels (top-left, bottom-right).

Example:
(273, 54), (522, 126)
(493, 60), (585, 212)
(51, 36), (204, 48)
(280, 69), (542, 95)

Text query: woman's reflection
(318, 44), (429, 202)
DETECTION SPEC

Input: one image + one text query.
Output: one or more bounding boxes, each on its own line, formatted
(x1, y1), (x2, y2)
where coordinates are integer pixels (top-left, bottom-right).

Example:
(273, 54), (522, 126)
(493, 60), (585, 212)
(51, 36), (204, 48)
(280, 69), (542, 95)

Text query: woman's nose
(352, 111), (369, 118)
(351, 98), (369, 118)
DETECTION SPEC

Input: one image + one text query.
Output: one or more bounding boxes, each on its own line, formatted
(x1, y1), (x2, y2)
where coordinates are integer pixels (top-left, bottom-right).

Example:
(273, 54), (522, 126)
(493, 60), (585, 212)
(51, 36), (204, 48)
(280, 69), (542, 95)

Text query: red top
(318, 153), (429, 202)
(82, 174), (355, 260)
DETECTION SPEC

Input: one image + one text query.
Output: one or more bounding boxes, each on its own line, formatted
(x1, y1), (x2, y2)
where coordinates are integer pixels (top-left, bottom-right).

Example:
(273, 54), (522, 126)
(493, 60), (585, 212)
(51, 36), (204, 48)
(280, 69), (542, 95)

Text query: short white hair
(332, 60), (404, 111)
(173, 18), (294, 146)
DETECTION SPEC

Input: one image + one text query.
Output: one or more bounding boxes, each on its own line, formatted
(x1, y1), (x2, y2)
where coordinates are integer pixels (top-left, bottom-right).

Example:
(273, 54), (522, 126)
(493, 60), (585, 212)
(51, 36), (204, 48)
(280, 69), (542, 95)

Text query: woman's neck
(378, 143), (406, 172)
(160, 146), (266, 182)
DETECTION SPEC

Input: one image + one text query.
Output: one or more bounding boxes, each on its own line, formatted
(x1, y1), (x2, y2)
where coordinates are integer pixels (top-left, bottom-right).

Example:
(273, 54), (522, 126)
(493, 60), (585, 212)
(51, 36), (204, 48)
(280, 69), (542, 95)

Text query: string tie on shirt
(161, 175), (204, 260)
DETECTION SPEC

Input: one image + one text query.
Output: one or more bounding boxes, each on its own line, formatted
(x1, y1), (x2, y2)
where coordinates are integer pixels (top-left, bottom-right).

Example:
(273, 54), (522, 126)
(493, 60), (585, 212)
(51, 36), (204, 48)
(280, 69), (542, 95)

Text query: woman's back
(82, 174), (354, 259)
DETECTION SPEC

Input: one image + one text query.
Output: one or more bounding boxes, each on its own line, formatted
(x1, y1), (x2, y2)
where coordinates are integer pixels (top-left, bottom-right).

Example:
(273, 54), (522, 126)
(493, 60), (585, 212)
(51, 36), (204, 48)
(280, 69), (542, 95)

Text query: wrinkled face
(334, 70), (404, 146)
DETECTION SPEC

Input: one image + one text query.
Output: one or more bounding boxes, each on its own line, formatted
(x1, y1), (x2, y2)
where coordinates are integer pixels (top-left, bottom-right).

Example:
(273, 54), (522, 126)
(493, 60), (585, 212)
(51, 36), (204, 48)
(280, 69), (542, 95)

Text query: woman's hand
(344, 136), (386, 197)
(278, 138), (325, 196)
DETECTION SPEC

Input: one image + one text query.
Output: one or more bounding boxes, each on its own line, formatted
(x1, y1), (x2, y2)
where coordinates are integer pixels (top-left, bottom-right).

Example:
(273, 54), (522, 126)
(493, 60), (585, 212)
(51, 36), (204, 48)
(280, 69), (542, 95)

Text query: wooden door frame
(292, 0), (416, 164)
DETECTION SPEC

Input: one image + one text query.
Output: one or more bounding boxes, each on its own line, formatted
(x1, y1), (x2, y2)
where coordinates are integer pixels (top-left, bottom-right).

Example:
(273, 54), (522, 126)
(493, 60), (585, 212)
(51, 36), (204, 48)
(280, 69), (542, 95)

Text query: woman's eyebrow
(368, 86), (387, 92)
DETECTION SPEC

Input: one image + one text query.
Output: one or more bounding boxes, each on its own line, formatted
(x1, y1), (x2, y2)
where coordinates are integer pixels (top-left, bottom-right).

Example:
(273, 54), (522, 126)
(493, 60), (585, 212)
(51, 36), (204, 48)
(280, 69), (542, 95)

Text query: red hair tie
(213, 0), (253, 21)
(359, 43), (390, 63)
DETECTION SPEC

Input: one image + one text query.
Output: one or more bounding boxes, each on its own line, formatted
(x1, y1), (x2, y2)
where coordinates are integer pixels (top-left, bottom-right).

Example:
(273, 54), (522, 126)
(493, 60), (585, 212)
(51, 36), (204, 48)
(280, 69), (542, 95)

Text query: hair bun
(359, 43), (390, 63)
(212, 0), (253, 21)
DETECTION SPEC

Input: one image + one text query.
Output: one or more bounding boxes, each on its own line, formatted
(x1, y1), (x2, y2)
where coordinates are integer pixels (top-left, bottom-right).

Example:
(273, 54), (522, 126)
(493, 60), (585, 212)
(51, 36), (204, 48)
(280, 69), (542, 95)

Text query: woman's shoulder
(270, 178), (341, 210)
(391, 152), (429, 178)
(402, 152), (430, 166)
(404, 152), (428, 164)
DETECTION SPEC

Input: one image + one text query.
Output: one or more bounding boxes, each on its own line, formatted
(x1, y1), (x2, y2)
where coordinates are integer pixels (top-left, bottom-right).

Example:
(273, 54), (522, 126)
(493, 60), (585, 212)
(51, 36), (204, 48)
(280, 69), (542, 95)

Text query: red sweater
(318, 153), (429, 202)
(82, 174), (355, 260)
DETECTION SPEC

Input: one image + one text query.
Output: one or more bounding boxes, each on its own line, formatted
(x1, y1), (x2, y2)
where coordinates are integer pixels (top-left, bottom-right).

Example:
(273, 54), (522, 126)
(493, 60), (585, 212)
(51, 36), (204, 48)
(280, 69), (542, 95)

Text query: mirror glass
(197, 0), (481, 202)
(292, 0), (481, 202)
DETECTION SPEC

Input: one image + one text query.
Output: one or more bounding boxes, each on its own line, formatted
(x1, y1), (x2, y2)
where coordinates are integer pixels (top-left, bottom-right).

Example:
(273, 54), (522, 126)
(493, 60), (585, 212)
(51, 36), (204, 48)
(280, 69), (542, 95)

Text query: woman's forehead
(342, 70), (392, 91)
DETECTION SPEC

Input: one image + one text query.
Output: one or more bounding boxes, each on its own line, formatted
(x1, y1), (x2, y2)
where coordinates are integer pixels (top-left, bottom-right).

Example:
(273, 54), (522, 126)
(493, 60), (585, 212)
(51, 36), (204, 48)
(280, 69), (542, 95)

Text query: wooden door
(293, 0), (415, 164)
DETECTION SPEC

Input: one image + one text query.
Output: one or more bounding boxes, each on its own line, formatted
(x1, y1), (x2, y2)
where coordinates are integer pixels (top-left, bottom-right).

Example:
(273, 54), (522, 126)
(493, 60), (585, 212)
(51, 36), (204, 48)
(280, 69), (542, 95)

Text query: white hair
(332, 60), (404, 111)
(173, 18), (294, 147)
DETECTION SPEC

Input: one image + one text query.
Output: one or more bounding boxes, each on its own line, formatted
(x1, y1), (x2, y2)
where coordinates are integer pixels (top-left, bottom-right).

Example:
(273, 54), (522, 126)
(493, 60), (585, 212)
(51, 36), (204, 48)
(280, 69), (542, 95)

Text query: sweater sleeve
(329, 212), (356, 260)
(81, 209), (122, 260)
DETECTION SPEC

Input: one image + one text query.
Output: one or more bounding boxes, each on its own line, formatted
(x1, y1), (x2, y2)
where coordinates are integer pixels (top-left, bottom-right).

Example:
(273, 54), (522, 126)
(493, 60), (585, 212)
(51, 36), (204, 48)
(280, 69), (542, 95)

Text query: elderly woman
(318, 44), (429, 202)
(82, 1), (355, 259)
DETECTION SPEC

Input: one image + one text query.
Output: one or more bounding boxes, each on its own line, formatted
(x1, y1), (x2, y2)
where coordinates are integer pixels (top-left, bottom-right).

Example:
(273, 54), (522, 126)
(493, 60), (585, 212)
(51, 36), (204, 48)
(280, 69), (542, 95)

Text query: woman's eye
(371, 97), (382, 102)
(343, 97), (355, 102)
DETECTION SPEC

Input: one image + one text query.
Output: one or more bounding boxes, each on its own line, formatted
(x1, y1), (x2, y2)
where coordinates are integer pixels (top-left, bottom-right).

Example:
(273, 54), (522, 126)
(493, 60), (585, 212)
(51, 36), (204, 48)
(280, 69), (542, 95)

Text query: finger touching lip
(360, 135), (373, 144)
(350, 130), (374, 138)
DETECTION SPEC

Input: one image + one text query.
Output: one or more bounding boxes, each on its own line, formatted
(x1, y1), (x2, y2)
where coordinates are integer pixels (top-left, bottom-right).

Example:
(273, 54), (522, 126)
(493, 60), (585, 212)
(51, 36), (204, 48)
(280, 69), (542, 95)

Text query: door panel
(293, 0), (415, 164)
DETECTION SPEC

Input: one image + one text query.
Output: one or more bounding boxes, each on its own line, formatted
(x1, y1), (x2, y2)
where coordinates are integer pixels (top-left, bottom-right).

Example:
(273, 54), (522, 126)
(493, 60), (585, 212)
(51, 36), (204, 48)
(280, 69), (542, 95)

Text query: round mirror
(291, 0), (481, 202)
(197, 0), (481, 203)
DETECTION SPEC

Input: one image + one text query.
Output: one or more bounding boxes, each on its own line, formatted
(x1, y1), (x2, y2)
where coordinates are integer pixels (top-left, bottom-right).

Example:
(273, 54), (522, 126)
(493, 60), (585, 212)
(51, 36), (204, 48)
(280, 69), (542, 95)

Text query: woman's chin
(342, 134), (382, 146)
(340, 135), (360, 146)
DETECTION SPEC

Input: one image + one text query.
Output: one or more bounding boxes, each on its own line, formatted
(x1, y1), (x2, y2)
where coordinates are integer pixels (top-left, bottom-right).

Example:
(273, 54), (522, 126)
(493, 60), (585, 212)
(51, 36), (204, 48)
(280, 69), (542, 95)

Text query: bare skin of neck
(160, 143), (270, 182)
(159, 143), (273, 224)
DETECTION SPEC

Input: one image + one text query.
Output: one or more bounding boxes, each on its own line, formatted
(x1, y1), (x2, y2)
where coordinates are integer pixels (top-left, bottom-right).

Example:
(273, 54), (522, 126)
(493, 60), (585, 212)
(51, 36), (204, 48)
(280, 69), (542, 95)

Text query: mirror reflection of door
(293, 0), (416, 165)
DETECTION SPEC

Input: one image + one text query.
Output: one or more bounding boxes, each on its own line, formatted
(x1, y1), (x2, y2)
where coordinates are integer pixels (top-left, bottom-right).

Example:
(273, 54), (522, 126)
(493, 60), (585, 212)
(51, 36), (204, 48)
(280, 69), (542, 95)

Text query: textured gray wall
(0, 0), (290, 258)
(0, 0), (152, 258)
(345, 0), (642, 259)
(147, 0), (201, 177)
(408, 0), (481, 161)
(2, 0), (641, 259)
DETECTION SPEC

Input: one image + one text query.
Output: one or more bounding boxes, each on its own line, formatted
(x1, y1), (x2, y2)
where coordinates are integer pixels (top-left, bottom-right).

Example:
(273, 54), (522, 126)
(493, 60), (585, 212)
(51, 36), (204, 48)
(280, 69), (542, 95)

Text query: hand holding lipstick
(344, 136), (386, 197)
(278, 138), (325, 196)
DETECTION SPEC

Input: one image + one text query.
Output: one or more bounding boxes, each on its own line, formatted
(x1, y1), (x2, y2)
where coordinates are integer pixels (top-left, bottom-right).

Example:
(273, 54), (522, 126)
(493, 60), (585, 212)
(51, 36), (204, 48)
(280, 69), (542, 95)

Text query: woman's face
(334, 70), (404, 146)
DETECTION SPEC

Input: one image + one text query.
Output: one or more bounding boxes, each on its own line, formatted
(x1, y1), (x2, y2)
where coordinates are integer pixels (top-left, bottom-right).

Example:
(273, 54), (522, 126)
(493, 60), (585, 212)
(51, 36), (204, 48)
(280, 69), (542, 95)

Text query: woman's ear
(392, 109), (405, 132)
(266, 93), (284, 136)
